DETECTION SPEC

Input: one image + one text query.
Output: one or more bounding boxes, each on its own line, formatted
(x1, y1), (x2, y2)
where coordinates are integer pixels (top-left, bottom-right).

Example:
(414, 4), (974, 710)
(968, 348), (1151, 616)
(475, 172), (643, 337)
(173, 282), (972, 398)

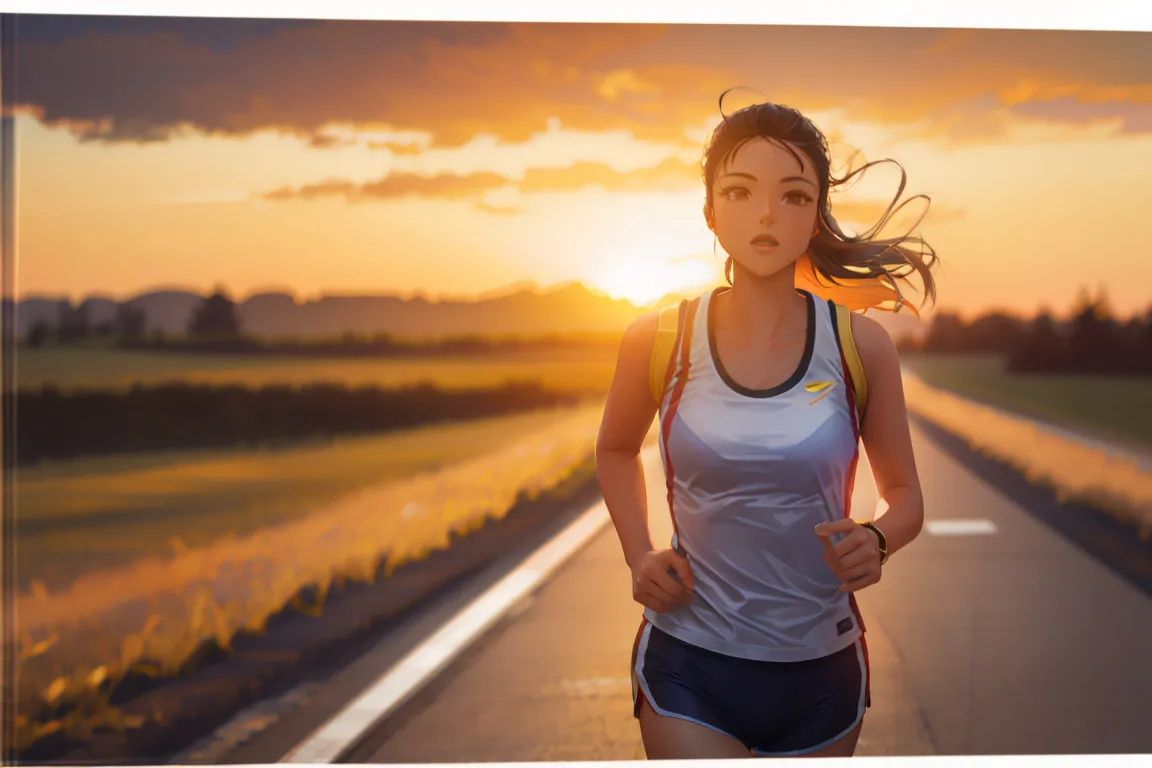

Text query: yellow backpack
(648, 298), (869, 426)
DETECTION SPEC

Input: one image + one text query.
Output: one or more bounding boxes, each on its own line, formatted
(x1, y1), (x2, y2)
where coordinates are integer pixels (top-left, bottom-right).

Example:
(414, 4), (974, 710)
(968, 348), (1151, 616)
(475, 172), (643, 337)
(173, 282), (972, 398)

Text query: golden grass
(15, 401), (604, 752)
(900, 352), (1152, 451)
(903, 372), (1152, 537)
(18, 405), (604, 590)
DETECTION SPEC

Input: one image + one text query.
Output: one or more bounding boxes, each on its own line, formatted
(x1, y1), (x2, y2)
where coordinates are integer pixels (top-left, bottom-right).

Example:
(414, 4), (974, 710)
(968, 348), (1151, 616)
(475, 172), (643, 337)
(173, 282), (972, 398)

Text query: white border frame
(4, 4), (1149, 767)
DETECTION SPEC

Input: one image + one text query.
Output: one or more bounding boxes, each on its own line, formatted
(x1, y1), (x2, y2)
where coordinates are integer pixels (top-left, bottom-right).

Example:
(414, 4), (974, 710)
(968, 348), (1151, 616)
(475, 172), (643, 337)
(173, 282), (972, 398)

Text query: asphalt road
(198, 418), (1152, 762)
(345, 420), (1152, 760)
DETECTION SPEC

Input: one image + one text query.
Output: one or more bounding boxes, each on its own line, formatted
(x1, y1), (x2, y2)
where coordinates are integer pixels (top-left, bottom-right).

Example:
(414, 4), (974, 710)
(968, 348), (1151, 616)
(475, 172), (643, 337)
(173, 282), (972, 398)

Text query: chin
(730, 252), (802, 281)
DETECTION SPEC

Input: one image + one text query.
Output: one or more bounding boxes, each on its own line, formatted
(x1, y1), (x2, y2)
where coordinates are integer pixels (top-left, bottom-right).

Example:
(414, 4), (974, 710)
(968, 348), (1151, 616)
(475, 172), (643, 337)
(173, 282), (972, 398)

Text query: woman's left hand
(814, 519), (882, 593)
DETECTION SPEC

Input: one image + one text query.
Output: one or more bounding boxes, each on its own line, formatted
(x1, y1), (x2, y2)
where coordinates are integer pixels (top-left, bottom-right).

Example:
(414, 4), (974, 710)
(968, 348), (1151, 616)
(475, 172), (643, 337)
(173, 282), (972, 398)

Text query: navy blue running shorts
(630, 618), (871, 757)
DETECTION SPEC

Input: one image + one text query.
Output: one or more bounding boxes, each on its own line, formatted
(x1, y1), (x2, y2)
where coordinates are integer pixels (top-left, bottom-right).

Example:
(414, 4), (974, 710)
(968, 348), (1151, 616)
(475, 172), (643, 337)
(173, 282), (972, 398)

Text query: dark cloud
(13, 17), (1151, 149)
(1008, 97), (1152, 134)
(13, 16), (681, 147)
(11, 13), (320, 51)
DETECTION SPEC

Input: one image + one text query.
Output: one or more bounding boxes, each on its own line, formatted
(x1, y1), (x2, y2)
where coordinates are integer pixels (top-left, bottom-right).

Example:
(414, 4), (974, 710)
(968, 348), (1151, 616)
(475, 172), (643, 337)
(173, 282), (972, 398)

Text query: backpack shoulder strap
(649, 302), (683, 404)
(831, 301), (868, 425)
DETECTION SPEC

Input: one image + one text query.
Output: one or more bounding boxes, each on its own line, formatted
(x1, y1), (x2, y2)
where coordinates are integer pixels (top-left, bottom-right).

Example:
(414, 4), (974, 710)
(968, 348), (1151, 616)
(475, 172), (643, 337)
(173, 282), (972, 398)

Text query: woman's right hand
(630, 548), (695, 613)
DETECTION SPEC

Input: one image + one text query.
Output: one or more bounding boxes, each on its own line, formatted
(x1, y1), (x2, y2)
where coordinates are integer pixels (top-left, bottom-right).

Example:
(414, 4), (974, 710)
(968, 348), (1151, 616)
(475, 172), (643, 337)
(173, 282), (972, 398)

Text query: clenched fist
(630, 548), (695, 613)
(815, 519), (883, 593)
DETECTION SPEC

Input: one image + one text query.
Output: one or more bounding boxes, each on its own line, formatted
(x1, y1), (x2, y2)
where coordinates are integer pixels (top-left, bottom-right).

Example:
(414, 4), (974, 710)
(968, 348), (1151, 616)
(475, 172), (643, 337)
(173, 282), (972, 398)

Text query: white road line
(278, 497), (614, 763)
(925, 518), (998, 536)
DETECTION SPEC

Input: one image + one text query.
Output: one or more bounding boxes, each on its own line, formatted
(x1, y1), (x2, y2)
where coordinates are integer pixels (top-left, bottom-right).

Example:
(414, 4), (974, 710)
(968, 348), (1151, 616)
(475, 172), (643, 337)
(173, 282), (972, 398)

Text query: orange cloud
(368, 141), (424, 155)
(261, 154), (705, 206)
(262, 170), (511, 203)
(597, 69), (660, 100)
(473, 200), (520, 215)
(657, 25), (1152, 142)
(262, 180), (357, 202)
(518, 156), (699, 193)
(260, 154), (972, 232)
(831, 199), (967, 228)
(308, 134), (358, 149)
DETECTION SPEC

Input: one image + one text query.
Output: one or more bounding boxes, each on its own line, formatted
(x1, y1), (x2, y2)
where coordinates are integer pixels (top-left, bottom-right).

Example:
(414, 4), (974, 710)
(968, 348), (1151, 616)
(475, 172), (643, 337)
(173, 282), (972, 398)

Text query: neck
(719, 261), (808, 338)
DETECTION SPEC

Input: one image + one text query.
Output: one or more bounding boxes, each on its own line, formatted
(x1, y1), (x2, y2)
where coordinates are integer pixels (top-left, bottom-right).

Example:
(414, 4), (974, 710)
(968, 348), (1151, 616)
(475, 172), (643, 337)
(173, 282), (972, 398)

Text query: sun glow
(591, 251), (720, 307)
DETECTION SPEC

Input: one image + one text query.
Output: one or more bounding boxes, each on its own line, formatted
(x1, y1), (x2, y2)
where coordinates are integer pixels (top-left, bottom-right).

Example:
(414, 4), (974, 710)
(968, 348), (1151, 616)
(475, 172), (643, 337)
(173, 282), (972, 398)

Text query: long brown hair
(703, 88), (938, 311)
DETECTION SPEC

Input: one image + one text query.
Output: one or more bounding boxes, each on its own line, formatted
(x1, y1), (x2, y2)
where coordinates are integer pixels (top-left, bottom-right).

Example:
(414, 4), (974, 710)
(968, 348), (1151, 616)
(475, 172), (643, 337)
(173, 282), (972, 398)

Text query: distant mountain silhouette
(15, 281), (930, 343)
(16, 283), (692, 339)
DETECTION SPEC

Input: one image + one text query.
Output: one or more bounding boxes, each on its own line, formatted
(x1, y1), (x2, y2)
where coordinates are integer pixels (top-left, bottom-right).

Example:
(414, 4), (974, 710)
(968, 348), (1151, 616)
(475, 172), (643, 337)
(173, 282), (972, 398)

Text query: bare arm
(595, 311), (661, 568)
(817, 312), (925, 590)
(596, 311), (694, 611)
(853, 311), (925, 557)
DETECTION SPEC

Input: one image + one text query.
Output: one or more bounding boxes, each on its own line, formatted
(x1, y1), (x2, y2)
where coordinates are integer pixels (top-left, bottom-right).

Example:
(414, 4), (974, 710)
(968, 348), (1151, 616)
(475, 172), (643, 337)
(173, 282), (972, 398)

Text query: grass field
(16, 346), (620, 393)
(14, 344), (1147, 754)
(15, 345), (617, 595)
(902, 372), (1152, 538)
(900, 352), (1152, 452)
(17, 405), (603, 593)
(16, 400), (604, 752)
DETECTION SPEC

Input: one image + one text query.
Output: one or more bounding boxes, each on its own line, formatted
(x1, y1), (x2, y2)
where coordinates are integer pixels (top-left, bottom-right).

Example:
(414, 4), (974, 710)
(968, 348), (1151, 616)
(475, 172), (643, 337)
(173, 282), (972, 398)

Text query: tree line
(22, 289), (621, 354)
(24, 287), (241, 347)
(27, 285), (1151, 376)
(16, 380), (586, 466)
(904, 288), (1152, 375)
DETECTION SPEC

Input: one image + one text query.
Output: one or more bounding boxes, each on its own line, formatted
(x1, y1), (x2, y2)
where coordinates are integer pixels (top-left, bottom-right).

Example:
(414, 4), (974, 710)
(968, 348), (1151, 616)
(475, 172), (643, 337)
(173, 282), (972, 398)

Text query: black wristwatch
(859, 521), (889, 565)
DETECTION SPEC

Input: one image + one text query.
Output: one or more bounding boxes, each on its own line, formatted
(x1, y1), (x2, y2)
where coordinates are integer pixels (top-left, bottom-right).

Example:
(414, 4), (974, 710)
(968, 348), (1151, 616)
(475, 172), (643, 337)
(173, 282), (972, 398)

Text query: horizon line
(12, 278), (693, 310)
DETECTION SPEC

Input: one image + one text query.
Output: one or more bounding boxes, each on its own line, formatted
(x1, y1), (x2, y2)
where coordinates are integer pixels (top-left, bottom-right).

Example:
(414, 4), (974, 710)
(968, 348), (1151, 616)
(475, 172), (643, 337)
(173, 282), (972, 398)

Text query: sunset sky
(11, 12), (1152, 317)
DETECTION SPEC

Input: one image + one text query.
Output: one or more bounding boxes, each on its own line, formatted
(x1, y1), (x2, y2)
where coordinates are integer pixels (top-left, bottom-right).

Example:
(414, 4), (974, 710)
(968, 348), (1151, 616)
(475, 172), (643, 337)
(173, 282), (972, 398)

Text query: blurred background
(6, 10), (1151, 763)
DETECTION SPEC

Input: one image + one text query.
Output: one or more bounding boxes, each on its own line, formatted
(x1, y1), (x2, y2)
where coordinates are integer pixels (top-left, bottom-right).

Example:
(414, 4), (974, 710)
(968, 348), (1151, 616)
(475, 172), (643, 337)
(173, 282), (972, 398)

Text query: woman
(594, 92), (938, 759)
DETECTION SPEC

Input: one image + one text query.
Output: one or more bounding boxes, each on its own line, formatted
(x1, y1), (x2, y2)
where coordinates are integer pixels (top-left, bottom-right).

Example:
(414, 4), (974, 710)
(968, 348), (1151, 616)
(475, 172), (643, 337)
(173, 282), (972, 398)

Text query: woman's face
(708, 137), (821, 280)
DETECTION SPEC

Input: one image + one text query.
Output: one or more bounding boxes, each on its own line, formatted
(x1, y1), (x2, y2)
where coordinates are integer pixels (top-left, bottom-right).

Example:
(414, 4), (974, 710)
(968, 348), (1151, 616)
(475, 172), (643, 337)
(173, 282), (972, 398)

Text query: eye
(783, 190), (814, 206)
(718, 186), (749, 202)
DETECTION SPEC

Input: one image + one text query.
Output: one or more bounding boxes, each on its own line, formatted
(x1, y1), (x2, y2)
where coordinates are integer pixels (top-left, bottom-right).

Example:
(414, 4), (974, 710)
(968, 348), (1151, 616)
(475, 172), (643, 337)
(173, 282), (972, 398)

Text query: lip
(750, 234), (779, 247)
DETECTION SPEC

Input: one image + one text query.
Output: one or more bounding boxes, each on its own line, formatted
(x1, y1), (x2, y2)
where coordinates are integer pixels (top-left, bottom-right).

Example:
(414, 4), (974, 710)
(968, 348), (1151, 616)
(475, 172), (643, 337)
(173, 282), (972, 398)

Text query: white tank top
(646, 286), (867, 662)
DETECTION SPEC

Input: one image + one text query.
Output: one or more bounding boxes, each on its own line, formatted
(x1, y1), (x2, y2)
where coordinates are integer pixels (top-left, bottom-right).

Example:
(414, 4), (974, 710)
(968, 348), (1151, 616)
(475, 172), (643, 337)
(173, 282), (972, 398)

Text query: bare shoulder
(599, 308), (664, 442)
(847, 311), (901, 379)
(619, 308), (662, 358)
(627, 308), (662, 337)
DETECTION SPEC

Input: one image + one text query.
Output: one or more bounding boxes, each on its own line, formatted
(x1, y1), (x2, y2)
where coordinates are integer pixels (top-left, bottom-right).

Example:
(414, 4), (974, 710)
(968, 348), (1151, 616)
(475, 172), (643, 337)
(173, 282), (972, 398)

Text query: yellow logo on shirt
(805, 380), (836, 405)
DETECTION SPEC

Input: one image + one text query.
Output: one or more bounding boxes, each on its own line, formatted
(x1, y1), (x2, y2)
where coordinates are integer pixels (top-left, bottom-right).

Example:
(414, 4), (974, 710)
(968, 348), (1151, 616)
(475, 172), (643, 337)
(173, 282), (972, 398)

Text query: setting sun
(11, 17), (1152, 319)
(590, 251), (721, 306)
(11, 10), (1152, 765)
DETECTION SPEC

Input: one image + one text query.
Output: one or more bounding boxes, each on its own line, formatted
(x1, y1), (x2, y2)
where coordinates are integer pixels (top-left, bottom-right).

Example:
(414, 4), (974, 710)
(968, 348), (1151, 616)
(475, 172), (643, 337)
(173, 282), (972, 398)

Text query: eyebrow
(719, 172), (817, 189)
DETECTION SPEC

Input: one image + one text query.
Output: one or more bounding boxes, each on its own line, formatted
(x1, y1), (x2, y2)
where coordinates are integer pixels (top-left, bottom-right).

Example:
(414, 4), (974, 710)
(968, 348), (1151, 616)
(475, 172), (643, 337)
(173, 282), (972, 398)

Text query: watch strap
(859, 520), (889, 565)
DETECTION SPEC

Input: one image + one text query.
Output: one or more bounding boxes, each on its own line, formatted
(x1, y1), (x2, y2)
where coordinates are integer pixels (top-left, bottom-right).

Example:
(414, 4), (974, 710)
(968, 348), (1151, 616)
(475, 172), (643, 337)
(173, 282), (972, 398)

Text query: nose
(759, 202), (774, 224)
